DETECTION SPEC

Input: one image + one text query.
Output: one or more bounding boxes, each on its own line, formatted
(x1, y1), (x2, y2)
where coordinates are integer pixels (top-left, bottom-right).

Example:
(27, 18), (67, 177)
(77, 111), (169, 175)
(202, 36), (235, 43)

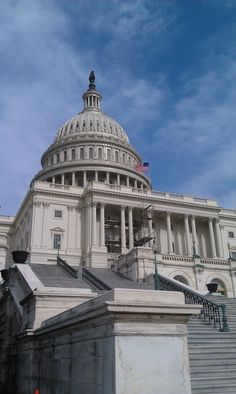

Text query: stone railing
(200, 258), (230, 266)
(162, 254), (193, 263)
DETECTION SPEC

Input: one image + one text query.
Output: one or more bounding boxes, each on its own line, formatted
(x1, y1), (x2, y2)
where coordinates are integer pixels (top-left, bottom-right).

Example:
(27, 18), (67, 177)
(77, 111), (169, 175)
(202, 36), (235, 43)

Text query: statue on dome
(89, 71), (96, 90)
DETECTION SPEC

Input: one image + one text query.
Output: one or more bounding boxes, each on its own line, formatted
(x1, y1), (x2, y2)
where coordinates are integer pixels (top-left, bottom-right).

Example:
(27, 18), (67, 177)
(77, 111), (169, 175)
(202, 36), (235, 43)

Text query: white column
(106, 172), (110, 184)
(52, 176), (55, 184)
(190, 215), (199, 255)
(121, 206), (126, 252)
(126, 176), (129, 187)
(86, 202), (91, 250)
(100, 203), (105, 247)
(184, 215), (191, 255)
(166, 212), (172, 254)
(92, 202), (97, 246)
(134, 179), (137, 188)
(117, 173), (120, 186)
(72, 172), (75, 186)
(128, 207), (134, 249)
(215, 219), (223, 258)
(208, 218), (217, 258)
(148, 212), (153, 247)
(95, 171), (98, 182)
(61, 173), (65, 185)
(83, 171), (87, 187)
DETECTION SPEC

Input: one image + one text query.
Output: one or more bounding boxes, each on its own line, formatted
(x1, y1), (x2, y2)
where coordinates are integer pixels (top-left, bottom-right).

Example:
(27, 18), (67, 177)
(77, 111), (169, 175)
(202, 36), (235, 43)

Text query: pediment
(50, 226), (65, 232)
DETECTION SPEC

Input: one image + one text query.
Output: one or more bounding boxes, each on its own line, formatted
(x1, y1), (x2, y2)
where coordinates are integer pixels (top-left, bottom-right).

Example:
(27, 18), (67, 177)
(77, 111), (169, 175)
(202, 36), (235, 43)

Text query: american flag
(135, 162), (150, 172)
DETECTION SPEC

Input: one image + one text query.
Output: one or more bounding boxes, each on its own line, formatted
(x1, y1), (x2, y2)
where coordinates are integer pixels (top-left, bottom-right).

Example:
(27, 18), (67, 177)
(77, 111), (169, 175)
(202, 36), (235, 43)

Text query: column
(134, 179), (137, 188)
(184, 215), (191, 255)
(191, 216), (199, 254)
(121, 206), (126, 252)
(83, 171), (87, 187)
(72, 172), (75, 187)
(215, 219), (223, 258)
(61, 173), (65, 185)
(92, 202), (97, 246)
(126, 176), (129, 187)
(166, 212), (172, 254)
(106, 172), (110, 184)
(128, 207), (134, 249)
(52, 176), (55, 184)
(86, 202), (91, 251)
(148, 211), (153, 247)
(117, 173), (120, 186)
(208, 218), (217, 258)
(100, 203), (105, 247)
(95, 171), (98, 182)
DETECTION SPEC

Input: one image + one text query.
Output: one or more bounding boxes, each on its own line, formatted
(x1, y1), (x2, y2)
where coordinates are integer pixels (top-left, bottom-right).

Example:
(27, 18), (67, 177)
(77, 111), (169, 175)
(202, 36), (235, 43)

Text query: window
(55, 210), (62, 218)
(71, 149), (76, 160)
(107, 149), (111, 161)
(56, 153), (60, 163)
(98, 148), (102, 160)
(50, 156), (53, 165)
(80, 148), (84, 159)
(89, 147), (93, 159)
(228, 231), (234, 238)
(115, 151), (119, 162)
(64, 151), (67, 161)
(53, 234), (61, 249)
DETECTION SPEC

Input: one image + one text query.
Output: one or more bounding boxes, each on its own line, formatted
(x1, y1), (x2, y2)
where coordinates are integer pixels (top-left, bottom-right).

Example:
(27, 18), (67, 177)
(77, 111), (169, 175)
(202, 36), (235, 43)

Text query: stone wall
(14, 289), (200, 394)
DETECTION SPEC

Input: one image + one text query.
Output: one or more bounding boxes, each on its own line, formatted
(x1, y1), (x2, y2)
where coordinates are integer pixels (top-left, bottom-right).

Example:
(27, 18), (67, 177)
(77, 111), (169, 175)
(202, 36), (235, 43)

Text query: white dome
(55, 110), (130, 145)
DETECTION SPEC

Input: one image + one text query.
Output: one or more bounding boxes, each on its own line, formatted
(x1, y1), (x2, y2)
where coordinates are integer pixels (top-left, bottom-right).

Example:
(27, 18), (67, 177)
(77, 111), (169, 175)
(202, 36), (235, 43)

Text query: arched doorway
(211, 278), (227, 296)
(174, 275), (189, 286)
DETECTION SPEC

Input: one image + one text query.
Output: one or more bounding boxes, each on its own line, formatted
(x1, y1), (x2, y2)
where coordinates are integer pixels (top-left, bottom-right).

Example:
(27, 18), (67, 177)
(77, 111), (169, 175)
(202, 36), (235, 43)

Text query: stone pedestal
(17, 288), (200, 394)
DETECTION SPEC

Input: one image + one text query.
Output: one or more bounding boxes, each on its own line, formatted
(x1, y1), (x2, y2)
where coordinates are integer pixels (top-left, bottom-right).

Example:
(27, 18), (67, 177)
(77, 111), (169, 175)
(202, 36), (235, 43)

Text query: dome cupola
(82, 71), (102, 112)
(33, 72), (151, 191)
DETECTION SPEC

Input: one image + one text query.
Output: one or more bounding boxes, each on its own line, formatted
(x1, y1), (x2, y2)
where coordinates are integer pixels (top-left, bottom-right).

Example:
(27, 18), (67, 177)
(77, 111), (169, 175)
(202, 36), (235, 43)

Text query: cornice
(82, 188), (221, 214)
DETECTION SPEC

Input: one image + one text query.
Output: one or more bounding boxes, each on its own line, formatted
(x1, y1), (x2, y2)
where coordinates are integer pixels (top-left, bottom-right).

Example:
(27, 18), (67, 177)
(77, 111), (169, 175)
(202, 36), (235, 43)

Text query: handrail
(82, 268), (111, 291)
(57, 256), (78, 278)
(159, 274), (229, 332)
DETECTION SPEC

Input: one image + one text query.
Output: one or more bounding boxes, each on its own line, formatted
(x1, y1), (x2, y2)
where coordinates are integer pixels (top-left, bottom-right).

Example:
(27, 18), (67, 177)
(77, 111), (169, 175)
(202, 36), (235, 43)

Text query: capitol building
(1, 71), (236, 297)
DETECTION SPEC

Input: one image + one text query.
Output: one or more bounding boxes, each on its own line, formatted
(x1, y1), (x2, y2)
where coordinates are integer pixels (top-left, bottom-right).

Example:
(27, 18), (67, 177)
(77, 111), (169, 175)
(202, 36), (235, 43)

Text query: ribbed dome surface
(55, 110), (130, 144)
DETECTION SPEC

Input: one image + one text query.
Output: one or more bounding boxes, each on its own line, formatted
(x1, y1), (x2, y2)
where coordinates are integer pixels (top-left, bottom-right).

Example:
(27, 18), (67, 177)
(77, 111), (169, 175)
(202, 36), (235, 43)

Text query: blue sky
(0, 0), (236, 215)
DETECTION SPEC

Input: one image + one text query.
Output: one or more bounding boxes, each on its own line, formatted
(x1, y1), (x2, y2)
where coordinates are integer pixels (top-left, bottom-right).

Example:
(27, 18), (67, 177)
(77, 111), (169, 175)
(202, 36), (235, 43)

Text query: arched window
(173, 275), (189, 286)
(80, 148), (84, 159)
(98, 148), (102, 160)
(107, 149), (111, 161)
(115, 151), (119, 162)
(211, 278), (227, 296)
(56, 153), (60, 164)
(122, 153), (125, 163)
(89, 147), (93, 159)
(71, 149), (76, 160)
(64, 151), (67, 161)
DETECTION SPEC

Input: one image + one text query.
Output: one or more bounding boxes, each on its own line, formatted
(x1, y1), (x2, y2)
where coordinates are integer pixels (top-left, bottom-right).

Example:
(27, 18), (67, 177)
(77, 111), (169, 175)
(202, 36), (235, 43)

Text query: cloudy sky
(0, 0), (236, 215)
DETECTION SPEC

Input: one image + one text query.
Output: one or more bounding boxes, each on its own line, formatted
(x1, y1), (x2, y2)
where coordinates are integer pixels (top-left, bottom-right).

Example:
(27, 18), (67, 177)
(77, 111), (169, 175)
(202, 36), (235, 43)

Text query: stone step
(191, 369), (236, 378)
(191, 378), (236, 394)
(189, 352), (236, 360)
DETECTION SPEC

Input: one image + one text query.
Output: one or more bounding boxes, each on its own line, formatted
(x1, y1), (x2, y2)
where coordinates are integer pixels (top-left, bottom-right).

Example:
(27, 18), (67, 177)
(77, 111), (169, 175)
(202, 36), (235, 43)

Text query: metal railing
(159, 274), (229, 332)
(82, 268), (111, 291)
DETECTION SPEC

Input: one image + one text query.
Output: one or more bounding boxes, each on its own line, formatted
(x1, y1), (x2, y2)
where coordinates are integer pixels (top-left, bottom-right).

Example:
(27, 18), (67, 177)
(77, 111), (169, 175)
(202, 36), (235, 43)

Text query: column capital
(184, 214), (190, 219)
(208, 217), (213, 223)
(100, 202), (106, 208)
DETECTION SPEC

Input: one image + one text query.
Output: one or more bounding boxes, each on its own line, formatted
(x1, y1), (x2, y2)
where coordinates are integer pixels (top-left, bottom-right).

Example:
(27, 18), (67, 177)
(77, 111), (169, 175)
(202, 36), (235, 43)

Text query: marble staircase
(188, 296), (236, 394)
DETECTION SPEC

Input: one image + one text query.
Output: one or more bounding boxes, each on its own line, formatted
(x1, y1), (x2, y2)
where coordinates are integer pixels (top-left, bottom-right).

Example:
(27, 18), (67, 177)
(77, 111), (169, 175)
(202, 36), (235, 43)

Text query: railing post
(220, 304), (230, 332)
